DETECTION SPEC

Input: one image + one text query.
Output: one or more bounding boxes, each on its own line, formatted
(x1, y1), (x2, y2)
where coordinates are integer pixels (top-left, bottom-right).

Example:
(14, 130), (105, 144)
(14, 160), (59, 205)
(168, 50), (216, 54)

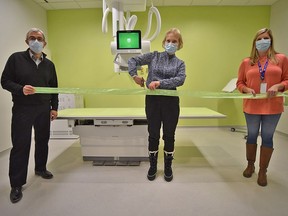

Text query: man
(1, 28), (58, 203)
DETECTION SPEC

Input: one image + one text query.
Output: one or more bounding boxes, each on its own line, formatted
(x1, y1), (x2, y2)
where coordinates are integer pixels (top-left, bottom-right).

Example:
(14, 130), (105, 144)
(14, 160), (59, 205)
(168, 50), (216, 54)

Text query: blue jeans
(244, 112), (281, 148)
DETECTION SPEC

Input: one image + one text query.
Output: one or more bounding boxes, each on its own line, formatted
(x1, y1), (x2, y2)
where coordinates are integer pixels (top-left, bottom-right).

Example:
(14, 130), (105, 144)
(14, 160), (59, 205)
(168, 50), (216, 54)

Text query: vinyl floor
(1, 127), (288, 216)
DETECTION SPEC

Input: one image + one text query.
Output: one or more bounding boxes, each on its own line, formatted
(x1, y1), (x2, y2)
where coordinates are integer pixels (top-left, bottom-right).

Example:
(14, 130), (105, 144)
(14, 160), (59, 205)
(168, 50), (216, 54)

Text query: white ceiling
(32, 0), (279, 10)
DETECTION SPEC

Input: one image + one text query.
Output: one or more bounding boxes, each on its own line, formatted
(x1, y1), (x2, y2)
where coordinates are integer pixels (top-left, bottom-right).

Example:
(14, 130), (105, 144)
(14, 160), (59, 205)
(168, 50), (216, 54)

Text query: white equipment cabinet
(50, 94), (83, 139)
(73, 122), (148, 165)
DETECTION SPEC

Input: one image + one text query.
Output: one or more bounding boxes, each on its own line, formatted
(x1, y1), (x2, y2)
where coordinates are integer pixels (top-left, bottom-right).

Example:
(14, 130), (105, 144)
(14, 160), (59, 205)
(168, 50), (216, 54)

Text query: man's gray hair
(26, 28), (46, 40)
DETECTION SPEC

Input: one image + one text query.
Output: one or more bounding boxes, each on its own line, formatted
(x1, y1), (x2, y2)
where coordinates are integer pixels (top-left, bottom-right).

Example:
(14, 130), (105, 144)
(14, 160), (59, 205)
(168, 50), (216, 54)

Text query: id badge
(260, 82), (267, 93)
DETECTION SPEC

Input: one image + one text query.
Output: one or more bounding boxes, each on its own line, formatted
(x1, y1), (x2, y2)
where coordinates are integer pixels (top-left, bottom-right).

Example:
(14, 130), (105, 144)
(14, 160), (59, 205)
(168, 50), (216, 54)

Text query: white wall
(0, 0), (47, 152)
(270, 0), (288, 55)
(270, 0), (288, 134)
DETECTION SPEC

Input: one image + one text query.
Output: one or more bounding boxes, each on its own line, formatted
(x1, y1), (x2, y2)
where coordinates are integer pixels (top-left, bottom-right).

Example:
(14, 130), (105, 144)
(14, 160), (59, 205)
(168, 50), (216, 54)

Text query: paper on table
(222, 78), (238, 93)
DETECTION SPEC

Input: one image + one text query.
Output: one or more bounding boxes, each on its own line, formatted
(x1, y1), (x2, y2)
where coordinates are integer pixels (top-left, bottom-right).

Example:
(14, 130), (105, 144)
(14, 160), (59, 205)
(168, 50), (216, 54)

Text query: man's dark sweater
(1, 49), (58, 110)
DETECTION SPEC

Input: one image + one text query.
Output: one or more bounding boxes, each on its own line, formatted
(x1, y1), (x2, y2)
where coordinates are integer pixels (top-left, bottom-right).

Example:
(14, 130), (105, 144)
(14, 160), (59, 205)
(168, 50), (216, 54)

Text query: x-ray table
(58, 107), (226, 165)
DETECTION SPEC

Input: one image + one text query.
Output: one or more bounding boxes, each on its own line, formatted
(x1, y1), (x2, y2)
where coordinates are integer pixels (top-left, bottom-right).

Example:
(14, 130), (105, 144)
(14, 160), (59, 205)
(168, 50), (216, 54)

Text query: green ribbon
(34, 87), (287, 99)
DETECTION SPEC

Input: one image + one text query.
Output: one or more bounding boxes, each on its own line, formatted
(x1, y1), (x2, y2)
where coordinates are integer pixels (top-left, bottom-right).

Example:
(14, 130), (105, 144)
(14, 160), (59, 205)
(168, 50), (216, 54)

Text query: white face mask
(29, 39), (44, 54)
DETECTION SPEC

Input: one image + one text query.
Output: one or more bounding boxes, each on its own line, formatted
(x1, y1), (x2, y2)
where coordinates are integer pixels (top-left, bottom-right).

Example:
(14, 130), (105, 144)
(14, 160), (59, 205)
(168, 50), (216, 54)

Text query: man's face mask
(29, 39), (44, 54)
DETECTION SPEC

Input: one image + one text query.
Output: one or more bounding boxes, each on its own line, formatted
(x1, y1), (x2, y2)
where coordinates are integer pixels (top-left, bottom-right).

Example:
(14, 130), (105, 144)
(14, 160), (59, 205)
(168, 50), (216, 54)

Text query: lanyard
(257, 59), (269, 81)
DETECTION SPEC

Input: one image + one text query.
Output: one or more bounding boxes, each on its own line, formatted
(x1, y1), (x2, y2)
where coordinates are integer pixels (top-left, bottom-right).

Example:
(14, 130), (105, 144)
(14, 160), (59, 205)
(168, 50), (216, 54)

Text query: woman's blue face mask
(256, 39), (271, 52)
(165, 42), (178, 55)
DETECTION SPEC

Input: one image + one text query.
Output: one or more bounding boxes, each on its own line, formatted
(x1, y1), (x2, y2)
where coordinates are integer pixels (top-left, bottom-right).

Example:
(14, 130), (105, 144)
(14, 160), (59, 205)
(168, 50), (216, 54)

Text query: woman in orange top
(237, 28), (288, 187)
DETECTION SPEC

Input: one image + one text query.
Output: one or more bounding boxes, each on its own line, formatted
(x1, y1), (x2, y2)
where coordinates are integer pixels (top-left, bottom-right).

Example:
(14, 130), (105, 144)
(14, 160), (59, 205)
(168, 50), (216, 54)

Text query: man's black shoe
(10, 187), (23, 203)
(35, 170), (53, 179)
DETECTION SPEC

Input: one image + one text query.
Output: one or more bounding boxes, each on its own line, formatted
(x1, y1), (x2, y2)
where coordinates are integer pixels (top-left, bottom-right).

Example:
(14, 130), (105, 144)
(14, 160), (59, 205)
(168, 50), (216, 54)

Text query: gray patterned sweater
(128, 51), (186, 90)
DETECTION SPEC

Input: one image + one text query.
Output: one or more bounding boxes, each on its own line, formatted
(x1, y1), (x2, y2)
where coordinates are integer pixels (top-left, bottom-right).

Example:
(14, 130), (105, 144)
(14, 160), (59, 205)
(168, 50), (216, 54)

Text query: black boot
(147, 151), (158, 181)
(164, 151), (174, 182)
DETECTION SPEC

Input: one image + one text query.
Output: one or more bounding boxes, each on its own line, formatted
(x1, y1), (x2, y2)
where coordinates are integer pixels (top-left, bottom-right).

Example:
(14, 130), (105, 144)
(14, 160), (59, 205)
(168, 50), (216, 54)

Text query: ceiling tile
(192, 0), (221, 6)
(76, 0), (101, 1)
(219, 0), (250, 6)
(146, 0), (164, 7)
(49, 2), (80, 9)
(247, 0), (279, 5)
(78, 1), (103, 8)
(32, 0), (279, 10)
(104, 0), (146, 11)
(46, 0), (75, 2)
(162, 0), (192, 6)
(36, 2), (55, 9)
(37, 0), (74, 2)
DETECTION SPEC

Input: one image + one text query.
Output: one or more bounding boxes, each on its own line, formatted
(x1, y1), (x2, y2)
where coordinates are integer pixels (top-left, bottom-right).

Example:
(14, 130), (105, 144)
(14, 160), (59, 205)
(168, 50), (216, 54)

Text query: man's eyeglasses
(28, 36), (45, 42)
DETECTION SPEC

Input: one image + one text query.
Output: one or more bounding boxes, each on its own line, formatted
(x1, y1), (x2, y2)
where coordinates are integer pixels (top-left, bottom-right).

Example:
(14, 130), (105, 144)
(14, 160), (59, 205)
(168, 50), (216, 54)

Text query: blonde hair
(249, 28), (278, 65)
(162, 28), (183, 50)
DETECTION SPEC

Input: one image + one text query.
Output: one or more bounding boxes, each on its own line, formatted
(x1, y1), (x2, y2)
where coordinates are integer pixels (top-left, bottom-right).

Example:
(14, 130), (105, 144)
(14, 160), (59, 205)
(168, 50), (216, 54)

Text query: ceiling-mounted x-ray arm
(142, 6), (161, 42)
(101, 0), (161, 72)
(124, 12), (138, 30)
(102, 0), (125, 37)
(101, 0), (161, 42)
(102, 0), (109, 33)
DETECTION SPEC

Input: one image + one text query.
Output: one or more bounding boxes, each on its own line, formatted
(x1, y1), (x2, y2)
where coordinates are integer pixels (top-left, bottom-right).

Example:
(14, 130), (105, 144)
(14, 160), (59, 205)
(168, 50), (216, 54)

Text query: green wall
(47, 6), (270, 126)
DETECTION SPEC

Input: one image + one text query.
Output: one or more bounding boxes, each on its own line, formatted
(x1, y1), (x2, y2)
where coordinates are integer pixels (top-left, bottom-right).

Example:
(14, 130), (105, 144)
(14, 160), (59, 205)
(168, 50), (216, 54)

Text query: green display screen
(117, 30), (141, 49)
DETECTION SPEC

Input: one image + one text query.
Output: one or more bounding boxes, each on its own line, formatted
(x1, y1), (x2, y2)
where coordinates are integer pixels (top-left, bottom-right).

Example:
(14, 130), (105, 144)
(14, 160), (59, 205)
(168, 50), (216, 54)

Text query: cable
(142, 6), (161, 42)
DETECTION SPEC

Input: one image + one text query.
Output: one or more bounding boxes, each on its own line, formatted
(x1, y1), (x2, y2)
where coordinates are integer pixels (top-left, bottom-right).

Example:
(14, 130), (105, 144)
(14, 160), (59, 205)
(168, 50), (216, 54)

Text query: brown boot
(257, 146), (274, 187)
(243, 144), (257, 178)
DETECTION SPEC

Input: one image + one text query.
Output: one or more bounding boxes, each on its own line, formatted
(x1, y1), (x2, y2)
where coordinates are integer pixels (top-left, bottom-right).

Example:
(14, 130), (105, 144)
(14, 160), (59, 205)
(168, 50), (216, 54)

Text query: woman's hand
(133, 76), (145, 87)
(148, 81), (160, 90)
(267, 84), (284, 97)
(242, 86), (256, 97)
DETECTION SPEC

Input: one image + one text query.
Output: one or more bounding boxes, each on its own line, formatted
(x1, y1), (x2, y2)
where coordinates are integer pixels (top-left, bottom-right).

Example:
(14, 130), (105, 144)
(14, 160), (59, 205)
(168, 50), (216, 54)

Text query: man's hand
(23, 85), (35, 95)
(50, 110), (58, 121)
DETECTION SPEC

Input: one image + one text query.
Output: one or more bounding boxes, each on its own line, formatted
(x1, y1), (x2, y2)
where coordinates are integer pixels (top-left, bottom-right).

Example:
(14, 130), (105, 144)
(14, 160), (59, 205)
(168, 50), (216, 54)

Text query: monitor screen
(116, 30), (141, 50)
